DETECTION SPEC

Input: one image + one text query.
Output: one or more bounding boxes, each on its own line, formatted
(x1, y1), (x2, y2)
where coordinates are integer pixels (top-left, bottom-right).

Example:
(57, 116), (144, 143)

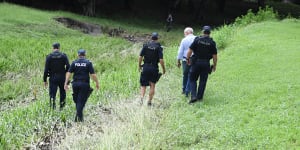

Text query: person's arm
(186, 48), (193, 65)
(159, 59), (166, 74)
(138, 56), (143, 72)
(177, 39), (185, 68)
(212, 54), (217, 72)
(64, 72), (71, 90)
(65, 55), (70, 72)
(43, 56), (50, 87)
(90, 74), (99, 90)
(211, 41), (218, 72)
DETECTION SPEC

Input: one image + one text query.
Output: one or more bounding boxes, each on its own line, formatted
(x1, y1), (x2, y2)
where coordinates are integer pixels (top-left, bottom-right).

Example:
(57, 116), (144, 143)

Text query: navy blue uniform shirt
(68, 58), (95, 82)
(189, 36), (217, 60)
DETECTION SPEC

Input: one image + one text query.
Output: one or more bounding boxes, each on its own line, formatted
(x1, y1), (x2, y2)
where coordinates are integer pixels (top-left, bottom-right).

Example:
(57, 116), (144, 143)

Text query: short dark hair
(151, 32), (159, 40)
(202, 26), (211, 34)
(52, 42), (60, 49)
(78, 49), (86, 56)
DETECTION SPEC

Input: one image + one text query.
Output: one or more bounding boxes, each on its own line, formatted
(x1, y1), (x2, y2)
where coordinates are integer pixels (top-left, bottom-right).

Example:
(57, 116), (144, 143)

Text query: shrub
(214, 6), (278, 50)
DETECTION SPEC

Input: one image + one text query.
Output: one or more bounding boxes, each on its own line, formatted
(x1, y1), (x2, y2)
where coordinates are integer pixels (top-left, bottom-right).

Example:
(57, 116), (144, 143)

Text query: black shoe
(185, 92), (190, 97)
(189, 98), (197, 104)
(197, 96), (203, 102)
(60, 101), (65, 110)
(147, 102), (152, 106)
(75, 115), (84, 122)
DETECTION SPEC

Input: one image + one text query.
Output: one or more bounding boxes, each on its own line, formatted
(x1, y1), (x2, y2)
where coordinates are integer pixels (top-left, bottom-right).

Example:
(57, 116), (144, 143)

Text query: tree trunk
(78, 0), (96, 16)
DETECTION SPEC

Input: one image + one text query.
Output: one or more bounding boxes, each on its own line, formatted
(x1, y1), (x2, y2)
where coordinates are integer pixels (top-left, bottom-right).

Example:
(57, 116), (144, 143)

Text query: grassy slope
(59, 19), (300, 149)
(155, 19), (300, 149)
(0, 2), (299, 149)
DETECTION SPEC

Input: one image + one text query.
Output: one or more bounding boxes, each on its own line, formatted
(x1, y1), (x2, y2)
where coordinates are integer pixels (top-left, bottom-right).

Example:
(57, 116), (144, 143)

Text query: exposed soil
(54, 17), (150, 43)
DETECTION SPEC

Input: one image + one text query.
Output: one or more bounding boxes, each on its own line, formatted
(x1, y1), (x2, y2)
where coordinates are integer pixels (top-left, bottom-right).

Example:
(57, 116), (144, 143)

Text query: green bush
(234, 6), (278, 27)
(214, 6), (278, 50)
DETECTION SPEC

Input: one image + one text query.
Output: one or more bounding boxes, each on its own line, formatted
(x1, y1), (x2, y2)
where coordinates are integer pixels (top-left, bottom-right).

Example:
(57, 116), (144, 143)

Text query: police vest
(142, 42), (161, 65)
(192, 36), (215, 60)
(72, 59), (91, 82)
(48, 52), (67, 74)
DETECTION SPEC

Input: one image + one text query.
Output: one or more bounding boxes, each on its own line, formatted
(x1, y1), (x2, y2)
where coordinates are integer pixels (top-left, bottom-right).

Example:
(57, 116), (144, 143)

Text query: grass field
(0, 2), (299, 149)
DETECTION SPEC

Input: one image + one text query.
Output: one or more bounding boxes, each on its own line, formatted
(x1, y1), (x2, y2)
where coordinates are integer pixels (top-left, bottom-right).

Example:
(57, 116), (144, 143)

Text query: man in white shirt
(177, 27), (196, 97)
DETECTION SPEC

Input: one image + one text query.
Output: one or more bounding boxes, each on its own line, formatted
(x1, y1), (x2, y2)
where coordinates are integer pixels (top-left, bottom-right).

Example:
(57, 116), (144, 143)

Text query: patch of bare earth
(54, 17), (151, 43)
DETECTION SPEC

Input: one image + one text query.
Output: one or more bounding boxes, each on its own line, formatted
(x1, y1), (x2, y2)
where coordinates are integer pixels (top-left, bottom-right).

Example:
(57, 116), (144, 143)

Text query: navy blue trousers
(72, 82), (89, 122)
(189, 61), (210, 100)
(49, 74), (66, 109)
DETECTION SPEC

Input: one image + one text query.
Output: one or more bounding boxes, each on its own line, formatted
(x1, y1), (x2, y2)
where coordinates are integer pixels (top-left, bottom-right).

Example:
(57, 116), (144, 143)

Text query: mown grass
(0, 2), (299, 149)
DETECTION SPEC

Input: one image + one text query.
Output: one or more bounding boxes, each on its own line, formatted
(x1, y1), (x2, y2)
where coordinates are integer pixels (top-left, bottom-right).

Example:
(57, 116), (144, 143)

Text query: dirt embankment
(54, 17), (150, 43)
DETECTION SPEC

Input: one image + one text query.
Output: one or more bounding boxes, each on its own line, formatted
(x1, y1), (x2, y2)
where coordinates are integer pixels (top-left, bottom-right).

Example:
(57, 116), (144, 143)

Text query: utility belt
(73, 79), (89, 83)
(190, 57), (209, 65)
(143, 62), (157, 67)
(49, 72), (65, 77)
(195, 59), (209, 62)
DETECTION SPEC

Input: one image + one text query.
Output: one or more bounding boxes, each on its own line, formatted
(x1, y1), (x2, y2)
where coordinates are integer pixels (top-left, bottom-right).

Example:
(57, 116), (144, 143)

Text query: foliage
(214, 6), (278, 50)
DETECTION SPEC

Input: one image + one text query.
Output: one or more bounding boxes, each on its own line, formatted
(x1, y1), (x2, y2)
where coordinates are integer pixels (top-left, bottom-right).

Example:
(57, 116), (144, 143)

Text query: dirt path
(38, 71), (180, 149)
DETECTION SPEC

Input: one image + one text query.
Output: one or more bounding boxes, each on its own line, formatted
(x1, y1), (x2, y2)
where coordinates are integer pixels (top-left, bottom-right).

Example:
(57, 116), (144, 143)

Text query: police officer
(43, 42), (70, 110)
(138, 32), (166, 106)
(186, 26), (218, 104)
(64, 49), (99, 122)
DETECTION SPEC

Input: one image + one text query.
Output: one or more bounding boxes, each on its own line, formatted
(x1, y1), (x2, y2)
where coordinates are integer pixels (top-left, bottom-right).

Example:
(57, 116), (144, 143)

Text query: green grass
(153, 19), (300, 149)
(0, 2), (299, 149)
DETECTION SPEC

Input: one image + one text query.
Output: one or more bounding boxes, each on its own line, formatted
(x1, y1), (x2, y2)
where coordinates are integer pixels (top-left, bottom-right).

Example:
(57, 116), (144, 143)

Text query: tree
(78, 0), (96, 16)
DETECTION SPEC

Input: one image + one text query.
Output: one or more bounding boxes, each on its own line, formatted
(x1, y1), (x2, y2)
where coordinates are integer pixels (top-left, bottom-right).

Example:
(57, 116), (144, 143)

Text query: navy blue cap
(151, 32), (159, 40)
(52, 42), (60, 49)
(78, 49), (86, 56)
(202, 26), (211, 33)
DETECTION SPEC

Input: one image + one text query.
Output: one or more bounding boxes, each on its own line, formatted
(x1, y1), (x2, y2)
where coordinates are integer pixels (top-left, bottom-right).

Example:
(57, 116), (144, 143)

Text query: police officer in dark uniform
(186, 26), (218, 104)
(64, 49), (99, 122)
(138, 32), (166, 106)
(43, 42), (70, 109)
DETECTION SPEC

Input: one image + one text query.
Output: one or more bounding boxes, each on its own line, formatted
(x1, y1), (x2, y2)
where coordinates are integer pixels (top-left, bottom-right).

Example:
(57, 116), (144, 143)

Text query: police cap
(78, 49), (86, 56)
(151, 32), (159, 40)
(202, 26), (211, 34)
(52, 42), (60, 49)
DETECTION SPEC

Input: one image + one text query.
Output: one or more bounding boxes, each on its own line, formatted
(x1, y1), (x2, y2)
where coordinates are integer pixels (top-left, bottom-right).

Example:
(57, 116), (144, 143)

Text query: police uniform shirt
(68, 58), (95, 82)
(43, 51), (70, 82)
(139, 41), (163, 66)
(189, 36), (217, 60)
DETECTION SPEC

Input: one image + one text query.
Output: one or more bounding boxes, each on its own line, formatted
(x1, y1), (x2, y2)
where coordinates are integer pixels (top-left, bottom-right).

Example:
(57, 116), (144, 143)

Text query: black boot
(50, 98), (56, 109)
(60, 100), (65, 110)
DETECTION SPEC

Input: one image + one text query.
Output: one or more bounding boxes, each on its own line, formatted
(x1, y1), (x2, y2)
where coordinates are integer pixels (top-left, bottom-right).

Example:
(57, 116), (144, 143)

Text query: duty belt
(74, 79), (89, 83)
(196, 59), (209, 62)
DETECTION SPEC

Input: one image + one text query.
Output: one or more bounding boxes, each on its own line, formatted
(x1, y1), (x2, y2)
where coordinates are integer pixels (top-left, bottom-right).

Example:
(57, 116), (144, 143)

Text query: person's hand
(212, 65), (216, 72)
(187, 59), (191, 65)
(96, 83), (100, 90)
(44, 82), (48, 88)
(139, 65), (142, 72)
(162, 69), (166, 75)
(177, 61), (181, 68)
(64, 84), (69, 91)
